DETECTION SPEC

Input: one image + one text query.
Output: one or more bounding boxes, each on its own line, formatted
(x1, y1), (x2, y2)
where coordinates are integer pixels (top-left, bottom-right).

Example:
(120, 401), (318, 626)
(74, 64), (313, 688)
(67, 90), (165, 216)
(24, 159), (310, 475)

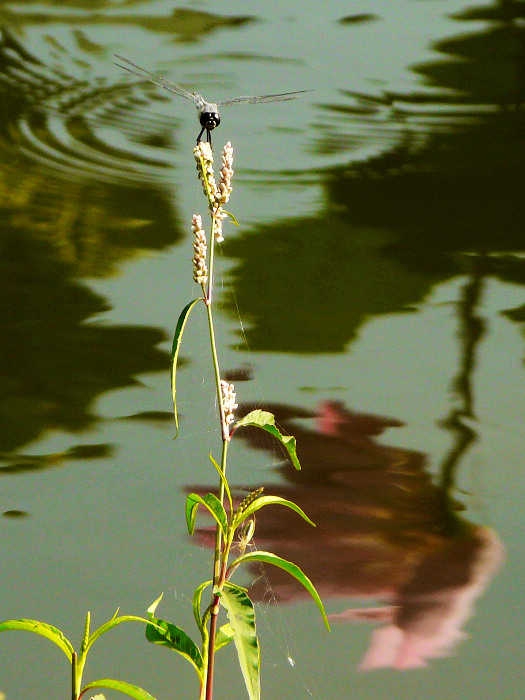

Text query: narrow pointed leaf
(234, 410), (301, 470)
(193, 581), (212, 636)
(0, 619), (74, 661)
(222, 209), (239, 227)
(80, 678), (157, 699)
(171, 298), (203, 434)
(215, 623), (235, 651)
(146, 617), (204, 680)
(209, 453), (232, 513)
(147, 593), (163, 617)
(229, 551), (330, 631)
(80, 611), (90, 655)
(234, 496), (315, 529)
(221, 583), (260, 700)
(197, 155), (215, 206)
(86, 616), (151, 654)
(186, 492), (228, 538)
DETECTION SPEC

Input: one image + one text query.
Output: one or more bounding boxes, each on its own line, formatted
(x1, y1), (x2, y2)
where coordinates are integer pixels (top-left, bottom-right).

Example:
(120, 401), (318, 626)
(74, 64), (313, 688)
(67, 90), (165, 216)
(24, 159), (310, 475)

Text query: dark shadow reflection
(439, 256), (486, 497)
(0, 31), (179, 468)
(1, 7), (254, 43)
(222, 0), (525, 355)
(0, 223), (170, 461)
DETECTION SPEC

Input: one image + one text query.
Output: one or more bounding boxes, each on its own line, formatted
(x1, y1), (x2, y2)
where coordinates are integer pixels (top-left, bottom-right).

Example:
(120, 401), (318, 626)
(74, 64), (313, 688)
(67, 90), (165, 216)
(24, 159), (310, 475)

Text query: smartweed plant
(144, 140), (329, 700)
(0, 141), (328, 700)
(0, 609), (159, 699)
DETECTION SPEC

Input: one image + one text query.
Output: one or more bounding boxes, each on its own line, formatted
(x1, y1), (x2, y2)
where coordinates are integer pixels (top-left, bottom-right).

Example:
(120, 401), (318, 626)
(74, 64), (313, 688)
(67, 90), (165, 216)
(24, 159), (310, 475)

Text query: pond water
(0, 1), (523, 699)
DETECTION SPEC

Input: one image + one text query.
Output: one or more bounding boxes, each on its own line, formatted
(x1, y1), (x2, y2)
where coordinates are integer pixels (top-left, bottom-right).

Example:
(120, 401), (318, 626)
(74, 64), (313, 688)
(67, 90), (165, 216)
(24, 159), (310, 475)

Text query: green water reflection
(223, 2), (525, 353)
(0, 30), (183, 466)
(0, 1), (523, 699)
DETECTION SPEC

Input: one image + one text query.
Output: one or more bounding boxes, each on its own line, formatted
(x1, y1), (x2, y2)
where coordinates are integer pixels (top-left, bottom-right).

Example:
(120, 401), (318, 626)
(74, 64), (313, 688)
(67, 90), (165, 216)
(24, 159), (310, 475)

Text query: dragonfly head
(199, 107), (220, 131)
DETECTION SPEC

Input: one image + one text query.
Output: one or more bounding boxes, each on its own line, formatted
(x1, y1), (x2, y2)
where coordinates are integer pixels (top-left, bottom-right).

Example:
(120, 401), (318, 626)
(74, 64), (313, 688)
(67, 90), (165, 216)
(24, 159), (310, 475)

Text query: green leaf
(171, 298), (203, 435)
(147, 593), (163, 618)
(196, 154), (215, 206)
(86, 615), (152, 655)
(215, 623), (235, 651)
(222, 209), (239, 227)
(80, 678), (157, 699)
(234, 410), (301, 470)
(192, 581), (212, 636)
(209, 453), (232, 514)
(234, 495), (315, 529)
(146, 617), (204, 680)
(221, 583), (260, 700)
(186, 492), (228, 538)
(0, 619), (74, 661)
(80, 611), (90, 655)
(228, 551), (330, 631)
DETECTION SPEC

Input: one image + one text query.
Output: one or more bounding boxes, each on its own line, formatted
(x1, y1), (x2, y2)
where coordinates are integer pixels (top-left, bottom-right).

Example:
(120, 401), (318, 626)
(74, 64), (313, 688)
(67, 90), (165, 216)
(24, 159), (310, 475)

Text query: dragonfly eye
(200, 111), (220, 130)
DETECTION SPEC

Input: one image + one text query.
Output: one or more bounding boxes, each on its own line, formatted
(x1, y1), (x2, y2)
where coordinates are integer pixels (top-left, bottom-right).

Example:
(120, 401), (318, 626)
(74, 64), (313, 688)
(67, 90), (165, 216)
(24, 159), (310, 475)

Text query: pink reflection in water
(192, 400), (504, 671)
(332, 527), (504, 670)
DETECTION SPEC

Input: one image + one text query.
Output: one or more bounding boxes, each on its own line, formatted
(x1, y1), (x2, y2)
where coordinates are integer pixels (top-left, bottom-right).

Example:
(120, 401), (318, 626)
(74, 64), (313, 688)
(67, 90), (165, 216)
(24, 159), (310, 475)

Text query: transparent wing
(216, 90), (312, 107)
(114, 55), (202, 104)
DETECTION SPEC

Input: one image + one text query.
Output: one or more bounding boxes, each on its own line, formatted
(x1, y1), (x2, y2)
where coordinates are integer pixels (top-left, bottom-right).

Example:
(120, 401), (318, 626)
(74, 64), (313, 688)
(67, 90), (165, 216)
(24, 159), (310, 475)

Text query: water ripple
(0, 28), (180, 184)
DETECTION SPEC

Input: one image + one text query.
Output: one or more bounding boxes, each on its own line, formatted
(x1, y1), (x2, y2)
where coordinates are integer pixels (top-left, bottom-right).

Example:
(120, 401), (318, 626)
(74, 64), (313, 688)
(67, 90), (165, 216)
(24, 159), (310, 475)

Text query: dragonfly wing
(216, 90), (312, 106)
(114, 54), (199, 103)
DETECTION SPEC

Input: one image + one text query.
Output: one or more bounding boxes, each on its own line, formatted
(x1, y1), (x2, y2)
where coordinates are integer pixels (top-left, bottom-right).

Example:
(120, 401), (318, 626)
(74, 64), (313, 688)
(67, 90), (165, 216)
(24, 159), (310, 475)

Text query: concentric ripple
(0, 28), (180, 184)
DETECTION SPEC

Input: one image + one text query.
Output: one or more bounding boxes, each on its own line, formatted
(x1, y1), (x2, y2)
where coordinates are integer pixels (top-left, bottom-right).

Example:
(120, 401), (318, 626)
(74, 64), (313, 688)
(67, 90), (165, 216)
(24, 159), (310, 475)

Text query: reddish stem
(205, 594), (221, 700)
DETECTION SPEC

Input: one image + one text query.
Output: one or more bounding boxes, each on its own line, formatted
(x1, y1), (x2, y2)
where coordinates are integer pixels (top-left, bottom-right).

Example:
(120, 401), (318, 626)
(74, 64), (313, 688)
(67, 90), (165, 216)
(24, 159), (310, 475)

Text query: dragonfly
(114, 54), (311, 144)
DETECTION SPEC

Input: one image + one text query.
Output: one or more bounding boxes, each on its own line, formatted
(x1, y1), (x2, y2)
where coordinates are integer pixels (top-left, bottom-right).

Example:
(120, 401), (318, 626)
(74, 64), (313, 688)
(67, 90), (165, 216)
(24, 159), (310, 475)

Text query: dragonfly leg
(196, 126), (205, 142)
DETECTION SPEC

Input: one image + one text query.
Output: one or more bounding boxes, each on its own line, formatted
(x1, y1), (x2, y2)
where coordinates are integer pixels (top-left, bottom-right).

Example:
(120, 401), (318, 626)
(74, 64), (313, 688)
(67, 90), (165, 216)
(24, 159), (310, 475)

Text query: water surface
(0, 2), (523, 699)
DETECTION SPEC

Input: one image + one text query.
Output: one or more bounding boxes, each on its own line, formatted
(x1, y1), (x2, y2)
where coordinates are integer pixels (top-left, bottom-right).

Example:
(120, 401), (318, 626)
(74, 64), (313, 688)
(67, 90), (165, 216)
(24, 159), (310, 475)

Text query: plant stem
(198, 144), (235, 700)
(205, 592), (220, 700)
(205, 301), (229, 442)
(206, 212), (216, 305)
(71, 651), (77, 700)
(206, 546), (231, 700)
(203, 198), (231, 698)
